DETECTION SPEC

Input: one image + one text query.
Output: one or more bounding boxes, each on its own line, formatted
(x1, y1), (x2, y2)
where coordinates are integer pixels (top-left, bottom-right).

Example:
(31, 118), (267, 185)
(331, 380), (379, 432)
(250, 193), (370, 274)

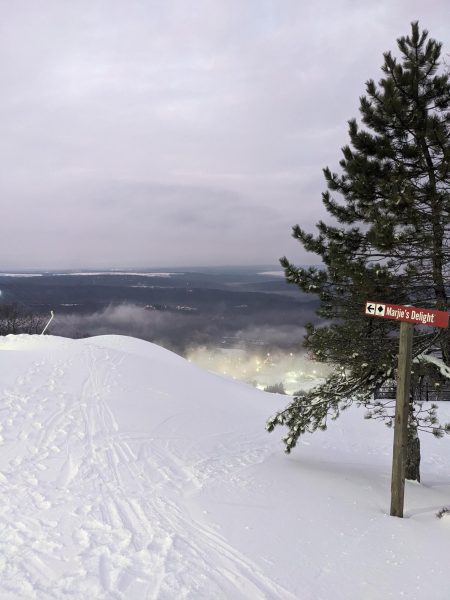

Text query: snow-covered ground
(0, 335), (449, 599)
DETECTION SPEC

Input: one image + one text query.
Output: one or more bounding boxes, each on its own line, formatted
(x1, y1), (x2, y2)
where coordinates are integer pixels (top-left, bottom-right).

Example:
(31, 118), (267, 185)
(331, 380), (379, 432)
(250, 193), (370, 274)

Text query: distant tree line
(0, 304), (46, 335)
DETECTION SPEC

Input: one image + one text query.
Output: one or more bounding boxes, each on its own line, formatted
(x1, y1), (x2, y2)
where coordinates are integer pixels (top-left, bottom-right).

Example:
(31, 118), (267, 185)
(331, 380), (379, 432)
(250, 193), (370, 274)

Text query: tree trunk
(405, 424), (421, 482)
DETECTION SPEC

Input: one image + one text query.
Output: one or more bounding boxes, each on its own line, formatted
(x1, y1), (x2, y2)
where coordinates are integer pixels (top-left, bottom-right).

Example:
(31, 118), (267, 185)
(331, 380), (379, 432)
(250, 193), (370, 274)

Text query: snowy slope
(0, 335), (450, 600)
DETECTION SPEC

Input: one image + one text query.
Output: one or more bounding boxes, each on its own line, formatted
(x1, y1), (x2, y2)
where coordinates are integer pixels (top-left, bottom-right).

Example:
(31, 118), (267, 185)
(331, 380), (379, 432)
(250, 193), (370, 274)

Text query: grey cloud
(0, 1), (448, 268)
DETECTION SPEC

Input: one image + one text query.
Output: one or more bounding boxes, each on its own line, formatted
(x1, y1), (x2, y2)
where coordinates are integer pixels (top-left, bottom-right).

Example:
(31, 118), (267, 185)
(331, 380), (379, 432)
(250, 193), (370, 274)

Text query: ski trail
(79, 343), (295, 598)
(0, 340), (294, 599)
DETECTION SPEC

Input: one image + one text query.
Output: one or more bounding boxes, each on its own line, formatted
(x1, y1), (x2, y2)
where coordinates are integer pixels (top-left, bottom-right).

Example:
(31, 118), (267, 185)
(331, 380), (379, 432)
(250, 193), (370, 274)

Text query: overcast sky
(0, 0), (448, 269)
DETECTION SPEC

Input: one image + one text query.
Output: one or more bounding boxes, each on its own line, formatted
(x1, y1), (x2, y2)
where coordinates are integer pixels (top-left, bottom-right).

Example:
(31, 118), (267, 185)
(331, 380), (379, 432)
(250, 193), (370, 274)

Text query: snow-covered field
(0, 335), (449, 599)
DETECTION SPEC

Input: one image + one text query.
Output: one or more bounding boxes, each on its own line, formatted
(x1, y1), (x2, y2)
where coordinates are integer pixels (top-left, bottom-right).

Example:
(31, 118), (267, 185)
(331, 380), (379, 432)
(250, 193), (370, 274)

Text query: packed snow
(0, 334), (449, 599)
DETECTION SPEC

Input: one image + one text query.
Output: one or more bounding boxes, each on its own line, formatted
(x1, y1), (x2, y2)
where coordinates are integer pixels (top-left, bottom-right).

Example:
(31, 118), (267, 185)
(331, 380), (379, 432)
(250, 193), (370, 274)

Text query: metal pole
(41, 310), (54, 336)
(390, 321), (414, 517)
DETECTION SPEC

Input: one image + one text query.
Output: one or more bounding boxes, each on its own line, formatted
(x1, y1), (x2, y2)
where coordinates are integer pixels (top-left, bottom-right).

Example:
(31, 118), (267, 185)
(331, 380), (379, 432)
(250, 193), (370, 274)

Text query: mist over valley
(0, 266), (324, 393)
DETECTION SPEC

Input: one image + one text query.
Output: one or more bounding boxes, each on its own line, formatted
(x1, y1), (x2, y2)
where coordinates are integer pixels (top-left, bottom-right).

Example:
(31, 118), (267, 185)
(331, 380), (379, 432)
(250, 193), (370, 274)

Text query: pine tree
(267, 23), (450, 480)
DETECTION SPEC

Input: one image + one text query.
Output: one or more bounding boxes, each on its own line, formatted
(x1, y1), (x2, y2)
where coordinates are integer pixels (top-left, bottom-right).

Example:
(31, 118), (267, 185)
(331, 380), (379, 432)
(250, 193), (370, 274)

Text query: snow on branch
(414, 353), (450, 380)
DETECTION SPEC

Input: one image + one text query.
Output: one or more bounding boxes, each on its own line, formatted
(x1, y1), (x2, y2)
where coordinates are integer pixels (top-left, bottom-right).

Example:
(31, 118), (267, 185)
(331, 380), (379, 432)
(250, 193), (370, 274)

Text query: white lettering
(386, 306), (405, 319)
(411, 310), (435, 325)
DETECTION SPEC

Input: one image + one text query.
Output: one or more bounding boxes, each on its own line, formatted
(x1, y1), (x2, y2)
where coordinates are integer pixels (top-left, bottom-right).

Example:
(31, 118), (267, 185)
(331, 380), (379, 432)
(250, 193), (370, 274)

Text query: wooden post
(390, 321), (414, 517)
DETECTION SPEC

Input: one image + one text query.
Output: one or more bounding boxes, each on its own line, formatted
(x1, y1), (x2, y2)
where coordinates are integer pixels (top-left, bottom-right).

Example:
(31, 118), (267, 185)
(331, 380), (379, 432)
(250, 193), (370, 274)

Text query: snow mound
(0, 334), (450, 599)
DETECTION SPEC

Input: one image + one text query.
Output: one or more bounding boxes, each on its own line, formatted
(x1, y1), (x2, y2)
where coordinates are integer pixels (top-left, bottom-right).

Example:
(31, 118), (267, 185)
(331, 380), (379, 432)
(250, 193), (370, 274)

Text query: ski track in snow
(0, 341), (295, 600)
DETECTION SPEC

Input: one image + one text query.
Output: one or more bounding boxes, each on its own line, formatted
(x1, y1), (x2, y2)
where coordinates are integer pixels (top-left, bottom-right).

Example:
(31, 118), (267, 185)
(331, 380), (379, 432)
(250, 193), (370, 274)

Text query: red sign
(365, 302), (449, 329)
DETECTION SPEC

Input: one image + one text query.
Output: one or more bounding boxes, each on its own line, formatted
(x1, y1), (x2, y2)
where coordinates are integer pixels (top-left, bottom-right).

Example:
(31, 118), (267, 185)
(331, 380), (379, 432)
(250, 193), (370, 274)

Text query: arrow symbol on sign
(366, 303), (375, 314)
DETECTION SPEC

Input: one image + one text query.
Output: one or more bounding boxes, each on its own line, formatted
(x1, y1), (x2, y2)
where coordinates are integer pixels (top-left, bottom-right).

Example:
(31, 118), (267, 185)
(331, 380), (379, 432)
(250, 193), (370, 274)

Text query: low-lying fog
(50, 303), (329, 394)
(186, 346), (330, 394)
